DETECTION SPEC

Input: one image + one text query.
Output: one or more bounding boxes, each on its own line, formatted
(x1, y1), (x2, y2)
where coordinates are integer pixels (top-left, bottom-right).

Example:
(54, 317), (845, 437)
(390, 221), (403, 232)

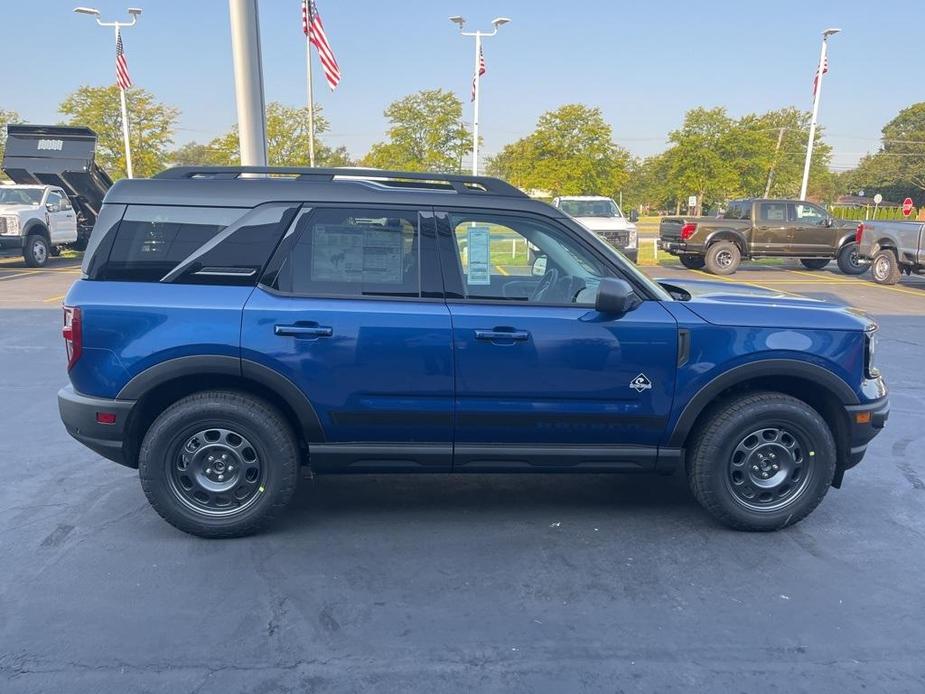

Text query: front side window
(449, 213), (612, 306)
(759, 202), (788, 223)
(46, 191), (63, 210)
(792, 203), (827, 225)
(275, 208), (421, 298)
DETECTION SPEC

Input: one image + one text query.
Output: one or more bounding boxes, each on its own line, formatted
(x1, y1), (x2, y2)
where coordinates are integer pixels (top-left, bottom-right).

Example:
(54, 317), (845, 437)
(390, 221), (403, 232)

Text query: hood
(574, 216), (635, 232)
(0, 204), (40, 215)
(656, 277), (874, 332)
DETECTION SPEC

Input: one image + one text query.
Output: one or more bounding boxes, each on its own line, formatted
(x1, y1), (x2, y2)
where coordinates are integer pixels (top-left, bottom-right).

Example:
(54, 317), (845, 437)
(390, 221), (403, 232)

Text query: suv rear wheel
(836, 242), (867, 275)
(139, 390), (299, 538)
(687, 392), (836, 531)
(870, 249), (901, 285)
(679, 255), (706, 270)
(799, 258), (829, 270)
(704, 240), (741, 275)
(23, 234), (49, 268)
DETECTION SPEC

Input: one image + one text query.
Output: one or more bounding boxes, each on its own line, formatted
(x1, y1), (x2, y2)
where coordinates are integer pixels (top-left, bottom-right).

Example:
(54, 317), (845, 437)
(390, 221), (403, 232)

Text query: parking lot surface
(1, 254), (924, 692)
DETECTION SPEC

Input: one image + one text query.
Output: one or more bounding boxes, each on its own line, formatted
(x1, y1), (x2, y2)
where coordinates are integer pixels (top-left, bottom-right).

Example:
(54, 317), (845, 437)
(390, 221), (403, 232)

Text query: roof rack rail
(153, 166), (528, 198)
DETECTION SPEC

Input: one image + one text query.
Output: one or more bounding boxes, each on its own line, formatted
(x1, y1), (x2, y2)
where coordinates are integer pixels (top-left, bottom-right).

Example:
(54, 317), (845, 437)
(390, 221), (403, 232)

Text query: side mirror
(531, 255), (548, 277)
(595, 277), (641, 315)
(824, 217), (834, 228)
(46, 203), (59, 213)
(629, 209), (639, 223)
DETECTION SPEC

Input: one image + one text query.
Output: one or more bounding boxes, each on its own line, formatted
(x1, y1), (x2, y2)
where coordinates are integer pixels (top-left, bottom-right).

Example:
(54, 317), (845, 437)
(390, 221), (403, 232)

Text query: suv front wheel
(687, 392), (836, 531)
(139, 390), (300, 538)
(23, 234), (49, 268)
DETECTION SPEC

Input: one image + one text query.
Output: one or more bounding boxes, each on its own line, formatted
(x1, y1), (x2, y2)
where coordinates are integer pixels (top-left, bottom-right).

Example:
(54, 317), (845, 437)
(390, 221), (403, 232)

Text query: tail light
(855, 222), (865, 245)
(680, 222), (698, 241)
(63, 306), (82, 370)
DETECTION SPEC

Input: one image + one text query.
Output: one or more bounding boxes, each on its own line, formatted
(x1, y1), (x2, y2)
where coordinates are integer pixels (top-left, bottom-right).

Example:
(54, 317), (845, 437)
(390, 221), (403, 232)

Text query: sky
(2, 0), (922, 173)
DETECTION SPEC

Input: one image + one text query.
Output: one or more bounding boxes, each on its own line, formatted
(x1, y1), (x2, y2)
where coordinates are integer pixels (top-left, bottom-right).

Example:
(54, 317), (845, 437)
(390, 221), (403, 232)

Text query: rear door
(753, 201), (791, 255)
(241, 206), (454, 472)
(789, 202), (833, 256)
(436, 209), (677, 471)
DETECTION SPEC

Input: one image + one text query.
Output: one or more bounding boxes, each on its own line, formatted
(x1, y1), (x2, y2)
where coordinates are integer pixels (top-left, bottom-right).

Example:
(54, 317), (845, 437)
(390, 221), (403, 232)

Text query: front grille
(598, 230), (629, 248)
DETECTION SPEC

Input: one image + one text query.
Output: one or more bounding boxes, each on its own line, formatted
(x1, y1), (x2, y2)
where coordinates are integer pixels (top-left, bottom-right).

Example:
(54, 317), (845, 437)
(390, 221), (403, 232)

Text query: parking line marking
(495, 265), (509, 276)
(0, 271), (47, 281)
(43, 295), (66, 303)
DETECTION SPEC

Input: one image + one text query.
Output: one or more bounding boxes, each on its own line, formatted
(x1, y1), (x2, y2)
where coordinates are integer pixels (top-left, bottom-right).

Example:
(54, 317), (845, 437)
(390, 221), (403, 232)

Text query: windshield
(557, 199), (622, 219)
(0, 188), (43, 205)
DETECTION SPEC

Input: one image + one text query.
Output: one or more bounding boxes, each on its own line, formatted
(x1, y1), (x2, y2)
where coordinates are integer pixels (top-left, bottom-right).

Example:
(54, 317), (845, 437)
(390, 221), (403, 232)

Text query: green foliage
(842, 102), (925, 206)
(486, 104), (630, 197)
(360, 89), (470, 172)
(207, 102), (351, 167)
(833, 205), (918, 222)
(0, 107), (23, 180)
(59, 85), (179, 179)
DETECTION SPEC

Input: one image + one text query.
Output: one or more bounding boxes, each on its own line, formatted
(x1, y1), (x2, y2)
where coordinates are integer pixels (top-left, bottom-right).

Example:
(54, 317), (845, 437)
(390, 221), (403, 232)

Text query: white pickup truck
(0, 184), (79, 266)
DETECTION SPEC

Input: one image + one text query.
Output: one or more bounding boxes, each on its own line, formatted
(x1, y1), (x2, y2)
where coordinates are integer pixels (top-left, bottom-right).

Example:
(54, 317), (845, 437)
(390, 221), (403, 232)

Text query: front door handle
(274, 324), (333, 338)
(474, 329), (529, 342)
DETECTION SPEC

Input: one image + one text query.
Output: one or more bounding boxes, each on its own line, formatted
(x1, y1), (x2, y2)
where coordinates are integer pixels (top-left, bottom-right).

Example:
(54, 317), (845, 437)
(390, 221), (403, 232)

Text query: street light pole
(74, 6), (142, 179)
(450, 16), (510, 176)
(228, 0), (268, 167)
(800, 27), (840, 200)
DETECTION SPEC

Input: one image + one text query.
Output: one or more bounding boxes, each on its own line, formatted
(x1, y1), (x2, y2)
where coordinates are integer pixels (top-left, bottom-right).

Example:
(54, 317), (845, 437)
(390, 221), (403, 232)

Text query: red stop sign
(902, 197), (914, 216)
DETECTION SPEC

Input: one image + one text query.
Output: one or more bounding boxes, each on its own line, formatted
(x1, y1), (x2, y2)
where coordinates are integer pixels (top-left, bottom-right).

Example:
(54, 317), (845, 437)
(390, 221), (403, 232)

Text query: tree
(59, 86), (179, 179)
(207, 102), (351, 167)
(486, 104), (630, 197)
(0, 108), (22, 180)
(167, 141), (224, 167)
(360, 89), (470, 172)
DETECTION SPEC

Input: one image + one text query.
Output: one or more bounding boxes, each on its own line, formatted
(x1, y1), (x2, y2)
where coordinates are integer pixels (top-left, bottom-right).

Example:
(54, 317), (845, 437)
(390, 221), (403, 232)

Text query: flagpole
(800, 28), (840, 199)
(471, 32), (481, 176)
(112, 26), (134, 179)
(305, 1), (316, 167)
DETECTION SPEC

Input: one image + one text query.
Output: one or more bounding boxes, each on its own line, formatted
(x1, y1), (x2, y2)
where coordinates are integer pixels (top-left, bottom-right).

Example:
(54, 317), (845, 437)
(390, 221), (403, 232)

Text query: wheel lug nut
(205, 467), (212, 474)
(218, 474), (224, 481)
(752, 465), (759, 471)
(772, 464), (779, 471)
(222, 454), (228, 461)
(227, 465), (234, 472)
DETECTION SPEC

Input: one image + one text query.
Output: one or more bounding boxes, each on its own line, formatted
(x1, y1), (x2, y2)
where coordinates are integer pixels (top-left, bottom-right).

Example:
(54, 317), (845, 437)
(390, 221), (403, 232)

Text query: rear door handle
(475, 329), (529, 342)
(274, 324), (333, 338)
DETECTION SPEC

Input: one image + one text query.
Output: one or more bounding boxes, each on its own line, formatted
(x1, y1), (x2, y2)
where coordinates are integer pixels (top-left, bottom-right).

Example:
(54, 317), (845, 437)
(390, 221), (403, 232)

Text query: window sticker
(311, 225), (403, 284)
(466, 226), (491, 285)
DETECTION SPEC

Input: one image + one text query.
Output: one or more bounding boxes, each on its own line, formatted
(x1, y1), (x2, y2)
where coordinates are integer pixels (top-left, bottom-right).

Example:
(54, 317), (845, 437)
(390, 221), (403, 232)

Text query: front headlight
(0, 215), (21, 235)
(865, 329), (879, 379)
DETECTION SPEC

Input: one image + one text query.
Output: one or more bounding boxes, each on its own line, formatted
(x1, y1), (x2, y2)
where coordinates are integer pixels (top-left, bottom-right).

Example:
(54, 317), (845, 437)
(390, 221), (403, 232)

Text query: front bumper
(58, 385), (137, 467)
(842, 395), (890, 469)
(0, 236), (25, 251)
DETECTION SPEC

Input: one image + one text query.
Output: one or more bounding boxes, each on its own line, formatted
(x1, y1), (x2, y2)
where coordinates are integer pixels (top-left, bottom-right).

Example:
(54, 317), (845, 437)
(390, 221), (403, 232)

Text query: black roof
(105, 167), (564, 217)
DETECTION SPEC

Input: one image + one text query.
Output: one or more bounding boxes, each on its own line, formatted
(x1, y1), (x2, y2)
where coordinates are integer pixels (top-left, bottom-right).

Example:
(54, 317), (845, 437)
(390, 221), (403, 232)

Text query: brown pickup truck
(659, 198), (865, 275)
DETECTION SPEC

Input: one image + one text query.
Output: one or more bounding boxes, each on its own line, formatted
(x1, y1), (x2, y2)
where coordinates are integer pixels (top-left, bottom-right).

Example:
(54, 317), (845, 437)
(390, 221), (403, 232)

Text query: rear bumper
(58, 385), (137, 468)
(659, 239), (697, 255)
(842, 396), (890, 469)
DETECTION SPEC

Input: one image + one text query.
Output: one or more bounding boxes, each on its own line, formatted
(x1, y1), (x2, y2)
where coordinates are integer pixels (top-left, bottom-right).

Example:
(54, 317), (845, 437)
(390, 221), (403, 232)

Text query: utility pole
(800, 28), (840, 200)
(450, 15), (510, 176)
(228, 0), (268, 166)
(73, 6), (142, 179)
(764, 127), (786, 198)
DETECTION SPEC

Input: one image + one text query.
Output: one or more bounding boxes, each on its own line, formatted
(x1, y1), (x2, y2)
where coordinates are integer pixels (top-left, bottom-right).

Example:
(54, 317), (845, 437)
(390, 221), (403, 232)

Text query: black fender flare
(836, 230), (858, 249)
(117, 355), (325, 442)
(703, 228), (748, 254)
(668, 358), (858, 447)
(21, 220), (49, 240)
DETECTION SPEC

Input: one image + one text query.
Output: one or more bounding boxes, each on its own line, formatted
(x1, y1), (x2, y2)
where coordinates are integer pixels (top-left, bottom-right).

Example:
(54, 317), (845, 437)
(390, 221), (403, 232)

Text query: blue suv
(57, 167), (889, 537)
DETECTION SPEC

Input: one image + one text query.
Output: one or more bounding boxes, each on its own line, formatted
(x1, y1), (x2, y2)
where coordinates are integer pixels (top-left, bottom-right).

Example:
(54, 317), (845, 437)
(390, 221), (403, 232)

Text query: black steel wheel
(687, 391), (836, 531)
(139, 390), (299, 538)
(680, 255), (706, 270)
(704, 241), (741, 275)
(836, 242), (867, 275)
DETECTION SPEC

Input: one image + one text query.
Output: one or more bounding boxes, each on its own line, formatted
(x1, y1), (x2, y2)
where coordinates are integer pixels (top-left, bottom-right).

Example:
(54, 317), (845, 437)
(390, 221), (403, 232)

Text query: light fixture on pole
(799, 27), (840, 200)
(73, 6), (142, 179)
(450, 15), (511, 175)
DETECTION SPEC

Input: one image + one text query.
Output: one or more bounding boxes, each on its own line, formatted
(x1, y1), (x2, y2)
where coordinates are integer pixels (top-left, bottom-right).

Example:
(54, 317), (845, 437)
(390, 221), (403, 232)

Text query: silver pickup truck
(856, 220), (925, 285)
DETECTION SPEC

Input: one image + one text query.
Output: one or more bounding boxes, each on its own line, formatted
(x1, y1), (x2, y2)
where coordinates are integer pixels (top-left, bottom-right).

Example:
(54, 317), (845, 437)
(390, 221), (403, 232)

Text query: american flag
(471, 45), (486, 101)
(302, 0), (341, 91)
(812, 56), (828, 97)
(115, 28), (132, 90)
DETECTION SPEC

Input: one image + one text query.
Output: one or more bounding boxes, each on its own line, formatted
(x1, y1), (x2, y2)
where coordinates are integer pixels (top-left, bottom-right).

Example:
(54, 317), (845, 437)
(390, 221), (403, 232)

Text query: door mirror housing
(46, 203), (59, 213)
(595, 277), (641, 315)
(629, 209), (639, 223)
(824, 217), (834, 228)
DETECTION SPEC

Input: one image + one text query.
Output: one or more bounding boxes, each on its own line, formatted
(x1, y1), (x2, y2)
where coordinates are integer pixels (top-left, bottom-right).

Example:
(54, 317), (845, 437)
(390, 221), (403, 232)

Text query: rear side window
(273, 207), (421, 298)
(95, 204), (296, 284)
(758, 202), (788, 223)
(723, 202), (749, 220)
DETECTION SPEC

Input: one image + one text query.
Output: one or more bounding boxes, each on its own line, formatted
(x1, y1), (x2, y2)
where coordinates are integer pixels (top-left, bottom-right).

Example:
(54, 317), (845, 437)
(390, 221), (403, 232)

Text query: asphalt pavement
(1, 256), (924, 692)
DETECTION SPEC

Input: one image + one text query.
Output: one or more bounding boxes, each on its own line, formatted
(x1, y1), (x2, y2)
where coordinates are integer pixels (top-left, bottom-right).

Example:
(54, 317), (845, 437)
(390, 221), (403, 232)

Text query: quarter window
(275, 208), (421, 298)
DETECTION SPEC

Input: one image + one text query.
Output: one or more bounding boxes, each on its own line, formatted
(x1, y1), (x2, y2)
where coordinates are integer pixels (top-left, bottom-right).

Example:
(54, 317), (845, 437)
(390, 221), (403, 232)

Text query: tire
(139, 390), (300, 538)
(679, 255), (706, 270)
(704, 240), (741, 275)
(23, 234), (49, 268)
(50, 245), (61, 257)
(836, 242), (867, 275)
(687, 391), (836, 531)
(799, 258), (829, 270)
(870, 249), (901, 285)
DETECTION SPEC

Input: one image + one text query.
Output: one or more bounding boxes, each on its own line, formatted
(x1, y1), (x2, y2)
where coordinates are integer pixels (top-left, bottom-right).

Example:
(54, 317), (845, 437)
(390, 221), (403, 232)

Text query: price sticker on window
(466, 226), (491, 285)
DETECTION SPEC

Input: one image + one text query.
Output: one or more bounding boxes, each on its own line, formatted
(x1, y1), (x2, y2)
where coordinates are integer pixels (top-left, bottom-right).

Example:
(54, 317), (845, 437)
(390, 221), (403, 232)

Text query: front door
(241, 206), (454, 471)
(789, 202), (833, 256)
(46, 190), (77, 244)
(753, 200), (791, 255)
(436, 210), (678, 472)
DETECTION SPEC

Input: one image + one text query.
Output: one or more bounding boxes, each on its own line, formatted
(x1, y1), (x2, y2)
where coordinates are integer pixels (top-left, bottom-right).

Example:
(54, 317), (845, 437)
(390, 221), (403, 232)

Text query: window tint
(102, 205), (244, 282)
(275, 208), (421, 298)
(792, 203), (827, 225)
(758, 202), (788, 223)
(449, 213), (612, 305)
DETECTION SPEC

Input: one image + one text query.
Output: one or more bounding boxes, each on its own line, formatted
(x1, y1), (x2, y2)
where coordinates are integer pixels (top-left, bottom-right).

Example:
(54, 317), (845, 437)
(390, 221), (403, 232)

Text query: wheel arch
(22, 220), (50, 241)
(119, 356), (324, 467)
(704, 228), (748, 255)
(671, 360), (856, 469)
